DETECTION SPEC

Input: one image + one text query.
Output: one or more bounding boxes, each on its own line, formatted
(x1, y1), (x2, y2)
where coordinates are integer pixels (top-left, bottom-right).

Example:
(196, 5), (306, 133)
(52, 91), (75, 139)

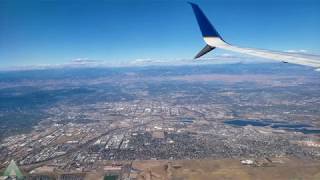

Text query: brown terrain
(131, 158), (320, 180)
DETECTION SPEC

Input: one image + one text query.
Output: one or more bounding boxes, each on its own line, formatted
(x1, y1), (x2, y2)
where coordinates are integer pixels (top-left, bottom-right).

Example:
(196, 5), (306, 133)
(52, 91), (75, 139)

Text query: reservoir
(224, 119), (320, 134)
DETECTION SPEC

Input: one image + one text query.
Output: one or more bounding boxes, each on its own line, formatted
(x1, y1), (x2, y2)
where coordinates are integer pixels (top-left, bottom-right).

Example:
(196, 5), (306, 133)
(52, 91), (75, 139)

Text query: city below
(0, 63), (320, 179)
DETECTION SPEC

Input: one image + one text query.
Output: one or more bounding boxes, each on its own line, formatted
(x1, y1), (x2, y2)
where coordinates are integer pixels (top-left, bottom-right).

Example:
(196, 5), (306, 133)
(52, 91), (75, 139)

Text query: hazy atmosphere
(1, 0), (320, 180)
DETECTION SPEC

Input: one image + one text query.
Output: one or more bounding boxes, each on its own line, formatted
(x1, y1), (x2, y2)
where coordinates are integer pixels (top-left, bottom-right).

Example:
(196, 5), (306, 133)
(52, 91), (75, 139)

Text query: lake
(224, 119), (320, 134)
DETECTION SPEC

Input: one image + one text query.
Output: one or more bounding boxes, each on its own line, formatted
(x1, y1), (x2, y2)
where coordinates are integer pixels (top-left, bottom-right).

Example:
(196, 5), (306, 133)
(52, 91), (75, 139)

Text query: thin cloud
(285, 49), (308, 53)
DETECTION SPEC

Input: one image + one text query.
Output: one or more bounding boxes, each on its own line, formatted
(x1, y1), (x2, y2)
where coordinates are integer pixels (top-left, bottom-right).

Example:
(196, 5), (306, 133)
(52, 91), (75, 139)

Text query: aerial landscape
(1, 0), (320, 179)
(1, 63), (320, 179)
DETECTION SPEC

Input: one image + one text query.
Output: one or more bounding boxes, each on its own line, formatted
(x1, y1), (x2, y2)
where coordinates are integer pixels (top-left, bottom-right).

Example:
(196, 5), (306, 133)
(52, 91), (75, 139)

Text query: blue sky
(0, 0), (319, 68)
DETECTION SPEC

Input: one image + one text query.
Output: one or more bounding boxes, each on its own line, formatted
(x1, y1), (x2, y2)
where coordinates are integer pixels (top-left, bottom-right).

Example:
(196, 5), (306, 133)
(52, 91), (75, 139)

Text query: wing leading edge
(189, 2), (320, 68)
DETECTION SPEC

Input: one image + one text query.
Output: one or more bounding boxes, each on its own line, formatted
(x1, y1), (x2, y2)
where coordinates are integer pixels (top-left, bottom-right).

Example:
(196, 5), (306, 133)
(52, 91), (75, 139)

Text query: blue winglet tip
(188, 2), (221, 38)
(188, 2), (197, 7)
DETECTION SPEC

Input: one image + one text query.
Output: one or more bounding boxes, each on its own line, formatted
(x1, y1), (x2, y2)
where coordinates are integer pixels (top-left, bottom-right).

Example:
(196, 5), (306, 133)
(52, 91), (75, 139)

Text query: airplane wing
(189, 2), (320, 69)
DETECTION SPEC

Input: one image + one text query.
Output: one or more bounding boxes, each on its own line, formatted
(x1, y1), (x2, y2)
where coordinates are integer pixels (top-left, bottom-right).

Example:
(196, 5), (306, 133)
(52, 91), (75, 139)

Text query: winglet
(189, 2), (221, 38)
(189, 2), (221, 59)
(194, 45), (215, 59)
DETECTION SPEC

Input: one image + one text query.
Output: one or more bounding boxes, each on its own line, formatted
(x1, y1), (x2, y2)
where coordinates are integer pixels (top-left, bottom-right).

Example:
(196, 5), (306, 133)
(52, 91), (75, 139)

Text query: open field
(132, 158), (320, 180)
